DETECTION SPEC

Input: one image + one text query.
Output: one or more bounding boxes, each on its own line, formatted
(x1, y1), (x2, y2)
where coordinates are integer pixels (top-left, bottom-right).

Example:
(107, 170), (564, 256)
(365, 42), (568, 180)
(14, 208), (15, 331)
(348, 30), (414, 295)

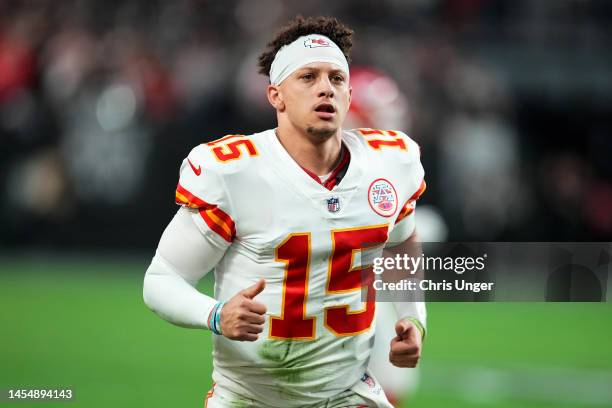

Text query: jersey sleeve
(395, 179), (426, 225)
(174, 145), (236, 245)
(143, 207), (225, 330)
(388, 131), (426, 245)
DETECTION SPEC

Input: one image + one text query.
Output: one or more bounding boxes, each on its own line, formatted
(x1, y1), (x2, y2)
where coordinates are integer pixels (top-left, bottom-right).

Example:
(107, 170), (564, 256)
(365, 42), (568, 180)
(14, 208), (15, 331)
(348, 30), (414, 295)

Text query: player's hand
(389, 318), (422, 368)
(220, 279), (267, 341)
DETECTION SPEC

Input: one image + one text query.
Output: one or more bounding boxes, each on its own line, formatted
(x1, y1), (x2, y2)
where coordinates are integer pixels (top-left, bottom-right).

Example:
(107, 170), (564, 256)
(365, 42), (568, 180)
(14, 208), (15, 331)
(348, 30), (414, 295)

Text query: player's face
(277, 62), (351, 140)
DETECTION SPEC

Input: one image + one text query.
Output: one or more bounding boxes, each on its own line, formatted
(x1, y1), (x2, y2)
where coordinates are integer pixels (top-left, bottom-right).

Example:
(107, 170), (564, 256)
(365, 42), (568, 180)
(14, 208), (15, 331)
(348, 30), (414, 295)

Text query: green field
(1, 257), (611, 407)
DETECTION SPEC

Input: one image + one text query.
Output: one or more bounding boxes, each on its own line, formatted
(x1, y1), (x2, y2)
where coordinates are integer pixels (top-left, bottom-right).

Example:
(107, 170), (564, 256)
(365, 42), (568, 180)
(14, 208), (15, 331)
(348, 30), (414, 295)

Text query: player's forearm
(143, 207), (229, 330)
(384, 230), (427, 335)
(143, 254), (217, 329)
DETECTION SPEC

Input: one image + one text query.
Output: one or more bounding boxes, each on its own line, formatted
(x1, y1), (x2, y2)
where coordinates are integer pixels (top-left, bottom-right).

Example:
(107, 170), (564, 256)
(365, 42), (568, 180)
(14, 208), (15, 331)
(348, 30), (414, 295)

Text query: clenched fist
(389, 319), (423, 368)
(220, 279), (267, 341)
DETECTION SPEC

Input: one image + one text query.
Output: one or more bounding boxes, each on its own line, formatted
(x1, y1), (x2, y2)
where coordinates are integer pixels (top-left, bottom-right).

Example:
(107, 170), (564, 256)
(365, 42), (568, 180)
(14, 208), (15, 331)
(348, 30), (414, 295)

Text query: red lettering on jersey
(366, 138), (406, 150)
(325, 225), (388, 336)
(357, 128), (407, 151)
(270, 234), (316, 340)
(206, 135), (258, 162)
(269, 225), (388, 340)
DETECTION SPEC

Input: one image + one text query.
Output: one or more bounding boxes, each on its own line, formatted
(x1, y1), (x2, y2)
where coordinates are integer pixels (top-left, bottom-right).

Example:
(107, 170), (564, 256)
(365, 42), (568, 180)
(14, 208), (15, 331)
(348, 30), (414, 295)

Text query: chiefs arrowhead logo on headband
(304, 37), (330, 48)
(269, 34), (349, 85)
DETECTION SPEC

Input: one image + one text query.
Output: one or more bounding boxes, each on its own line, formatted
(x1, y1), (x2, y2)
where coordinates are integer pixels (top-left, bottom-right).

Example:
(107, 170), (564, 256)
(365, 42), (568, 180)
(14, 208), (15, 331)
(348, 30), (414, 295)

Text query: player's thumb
(395, 319), (413, 338)
(242, 278), (266, 299)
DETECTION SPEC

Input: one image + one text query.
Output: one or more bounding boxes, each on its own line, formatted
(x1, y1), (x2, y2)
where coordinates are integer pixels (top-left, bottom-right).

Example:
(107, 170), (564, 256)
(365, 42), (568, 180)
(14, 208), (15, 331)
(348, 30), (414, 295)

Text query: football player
(143, 16), (426, 407)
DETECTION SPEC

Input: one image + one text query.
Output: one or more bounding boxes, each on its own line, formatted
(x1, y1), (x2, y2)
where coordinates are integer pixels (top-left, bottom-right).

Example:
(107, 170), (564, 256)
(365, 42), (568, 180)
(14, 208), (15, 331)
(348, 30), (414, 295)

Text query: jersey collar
(264, 128), (365, 203)
(298, 143), (350, 191)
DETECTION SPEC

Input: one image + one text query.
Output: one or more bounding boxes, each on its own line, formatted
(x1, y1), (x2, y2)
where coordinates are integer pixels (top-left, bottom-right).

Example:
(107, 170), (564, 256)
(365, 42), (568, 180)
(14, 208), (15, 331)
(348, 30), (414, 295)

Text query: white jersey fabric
(149, 128), (426, 407)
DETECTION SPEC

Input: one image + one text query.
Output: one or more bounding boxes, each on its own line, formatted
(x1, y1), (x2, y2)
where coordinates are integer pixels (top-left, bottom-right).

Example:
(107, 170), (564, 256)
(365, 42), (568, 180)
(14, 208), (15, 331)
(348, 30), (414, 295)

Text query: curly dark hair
(258, 16), (354, 78)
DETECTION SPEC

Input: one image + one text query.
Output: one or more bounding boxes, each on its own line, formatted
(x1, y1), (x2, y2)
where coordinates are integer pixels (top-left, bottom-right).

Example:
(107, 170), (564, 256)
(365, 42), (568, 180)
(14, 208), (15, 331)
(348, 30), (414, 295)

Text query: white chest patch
(368, 178), (398, 217)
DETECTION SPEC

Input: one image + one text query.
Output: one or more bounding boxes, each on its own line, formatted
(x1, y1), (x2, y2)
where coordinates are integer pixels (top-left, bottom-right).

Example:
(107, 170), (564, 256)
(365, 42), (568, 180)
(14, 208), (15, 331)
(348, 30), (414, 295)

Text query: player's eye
(301, 73), (315, 80)
(332, 75), (345, 83)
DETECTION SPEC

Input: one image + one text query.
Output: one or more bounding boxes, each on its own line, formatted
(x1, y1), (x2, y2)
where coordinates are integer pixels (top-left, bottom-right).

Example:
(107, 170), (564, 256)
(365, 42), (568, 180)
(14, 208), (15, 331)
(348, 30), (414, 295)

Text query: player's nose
(316, 77), (334, 98)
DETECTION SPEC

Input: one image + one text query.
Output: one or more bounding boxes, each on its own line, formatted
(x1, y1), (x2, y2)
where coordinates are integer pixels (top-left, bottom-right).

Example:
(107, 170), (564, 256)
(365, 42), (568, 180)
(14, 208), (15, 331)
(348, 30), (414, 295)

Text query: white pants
(204, 370), (394, 408)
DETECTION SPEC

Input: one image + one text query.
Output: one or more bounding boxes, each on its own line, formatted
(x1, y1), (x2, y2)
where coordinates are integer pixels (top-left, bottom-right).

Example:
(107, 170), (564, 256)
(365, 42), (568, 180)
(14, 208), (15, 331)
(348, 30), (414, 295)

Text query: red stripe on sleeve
(410, 179), (427, 201)
(199, 209), (234, 242)
(395, 179), (426, 225)
(176, 183), (213, 208)
(176, 183), (235, 242)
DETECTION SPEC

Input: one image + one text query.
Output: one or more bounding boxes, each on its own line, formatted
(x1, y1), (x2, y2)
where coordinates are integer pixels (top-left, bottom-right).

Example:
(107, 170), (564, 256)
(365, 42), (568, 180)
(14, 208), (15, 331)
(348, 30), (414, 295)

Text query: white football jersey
(175, 128), (425, 407)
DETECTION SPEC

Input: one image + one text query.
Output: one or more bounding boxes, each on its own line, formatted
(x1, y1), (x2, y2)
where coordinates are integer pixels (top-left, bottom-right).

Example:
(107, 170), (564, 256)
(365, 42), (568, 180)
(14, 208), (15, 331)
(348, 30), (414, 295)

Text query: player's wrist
(207, 301), (225, 335)
(404, 317), (426, 341)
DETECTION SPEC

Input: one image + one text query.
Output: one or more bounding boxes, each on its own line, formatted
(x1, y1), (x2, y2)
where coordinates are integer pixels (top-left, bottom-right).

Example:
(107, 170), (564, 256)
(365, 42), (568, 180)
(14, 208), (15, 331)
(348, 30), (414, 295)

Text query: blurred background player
(345, 66), (448, 406)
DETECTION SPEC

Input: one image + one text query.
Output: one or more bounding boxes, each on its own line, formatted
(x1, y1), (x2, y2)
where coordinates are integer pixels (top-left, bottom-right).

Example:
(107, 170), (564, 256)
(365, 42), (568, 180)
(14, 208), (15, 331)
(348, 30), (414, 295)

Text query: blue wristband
(212, 302), (225, 335)
(208, 302), (223, 335)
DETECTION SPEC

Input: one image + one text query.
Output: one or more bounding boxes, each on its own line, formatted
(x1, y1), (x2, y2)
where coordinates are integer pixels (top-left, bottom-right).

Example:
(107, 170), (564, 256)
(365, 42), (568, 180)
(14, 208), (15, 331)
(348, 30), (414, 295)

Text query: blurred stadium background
(1, 0), (611, 407)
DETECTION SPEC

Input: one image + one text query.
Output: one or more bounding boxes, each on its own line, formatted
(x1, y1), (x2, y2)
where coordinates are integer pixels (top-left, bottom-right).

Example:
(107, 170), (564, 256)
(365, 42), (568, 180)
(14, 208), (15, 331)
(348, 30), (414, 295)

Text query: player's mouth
(314, 103), (336, 120)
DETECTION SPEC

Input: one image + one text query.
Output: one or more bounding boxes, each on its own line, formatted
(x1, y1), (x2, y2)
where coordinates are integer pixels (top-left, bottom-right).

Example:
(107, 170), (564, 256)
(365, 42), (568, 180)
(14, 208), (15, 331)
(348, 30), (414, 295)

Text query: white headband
(269, 34), (349, 86)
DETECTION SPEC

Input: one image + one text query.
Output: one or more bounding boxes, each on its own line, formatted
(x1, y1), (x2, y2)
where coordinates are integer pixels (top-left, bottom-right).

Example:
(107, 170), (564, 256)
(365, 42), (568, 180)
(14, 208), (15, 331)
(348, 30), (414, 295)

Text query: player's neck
(275, 125), (343, 176)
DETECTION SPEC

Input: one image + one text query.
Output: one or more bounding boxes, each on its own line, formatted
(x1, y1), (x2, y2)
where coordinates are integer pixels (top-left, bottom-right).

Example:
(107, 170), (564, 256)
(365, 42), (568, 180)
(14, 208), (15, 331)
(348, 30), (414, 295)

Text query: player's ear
(348, 85), (352, 106)
(267, 84), (285, 112)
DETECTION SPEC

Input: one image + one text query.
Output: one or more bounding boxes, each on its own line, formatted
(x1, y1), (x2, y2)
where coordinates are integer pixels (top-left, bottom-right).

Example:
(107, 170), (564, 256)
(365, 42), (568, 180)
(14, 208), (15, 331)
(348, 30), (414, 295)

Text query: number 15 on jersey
(270, 225), (388, 340)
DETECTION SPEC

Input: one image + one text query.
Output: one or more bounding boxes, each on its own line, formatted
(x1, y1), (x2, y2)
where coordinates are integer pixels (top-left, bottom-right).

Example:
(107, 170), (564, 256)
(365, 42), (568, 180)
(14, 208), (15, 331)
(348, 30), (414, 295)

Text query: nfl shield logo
(361, 373), (375, 388)
(360, 372), (382, 395)
(327, 197), (341, 213)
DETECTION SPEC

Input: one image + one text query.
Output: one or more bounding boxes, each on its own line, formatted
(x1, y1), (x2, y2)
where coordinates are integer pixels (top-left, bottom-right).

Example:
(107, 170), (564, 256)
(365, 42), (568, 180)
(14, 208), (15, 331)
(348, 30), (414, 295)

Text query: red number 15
(270, 225), (388, 340)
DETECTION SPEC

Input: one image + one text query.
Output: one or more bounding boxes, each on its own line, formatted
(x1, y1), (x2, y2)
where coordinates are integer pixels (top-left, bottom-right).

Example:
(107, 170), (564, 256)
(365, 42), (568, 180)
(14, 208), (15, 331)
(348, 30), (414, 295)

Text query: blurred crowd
(1, 0), (611, 251)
